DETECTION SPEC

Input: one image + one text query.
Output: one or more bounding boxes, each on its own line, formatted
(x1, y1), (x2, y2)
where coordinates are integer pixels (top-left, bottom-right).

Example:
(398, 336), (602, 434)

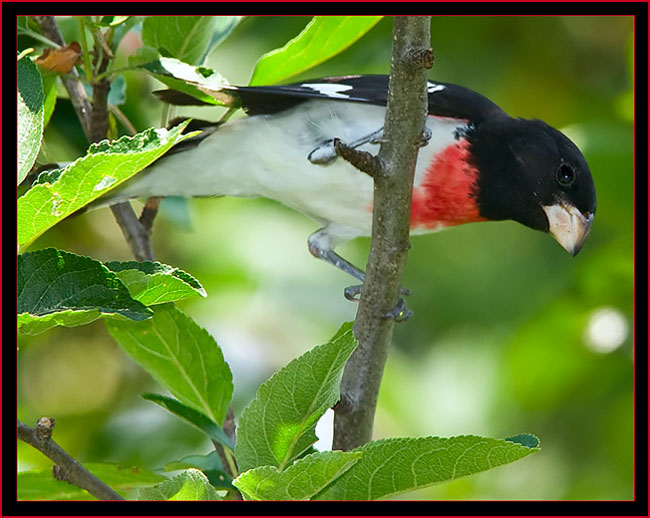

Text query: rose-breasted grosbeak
(99, 75), (596, 287)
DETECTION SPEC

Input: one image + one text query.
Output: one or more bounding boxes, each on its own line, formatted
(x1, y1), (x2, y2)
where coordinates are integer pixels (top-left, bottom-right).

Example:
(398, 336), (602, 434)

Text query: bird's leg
(308, 229), (412, 321)
(308, 127), (385, 165)
(308, 229), (367, 282)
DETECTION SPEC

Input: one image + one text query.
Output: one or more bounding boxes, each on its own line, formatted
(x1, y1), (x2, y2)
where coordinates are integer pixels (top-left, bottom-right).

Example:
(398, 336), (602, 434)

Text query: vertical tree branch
(333, 16), (433, 451)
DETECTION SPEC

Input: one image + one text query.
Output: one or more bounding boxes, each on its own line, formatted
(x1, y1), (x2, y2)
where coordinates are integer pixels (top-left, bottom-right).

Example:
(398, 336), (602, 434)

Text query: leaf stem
(18, 26), (61, 48)
(109, 105), (137, 135)
(78, 17), (94, 83)
(223, 447), (239, 478)
(94, 65), (133, 83)
(17, 48), (34, 61)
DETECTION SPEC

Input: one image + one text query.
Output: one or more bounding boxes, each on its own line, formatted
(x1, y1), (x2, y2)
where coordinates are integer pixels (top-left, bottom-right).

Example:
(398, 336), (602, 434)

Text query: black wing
(154, 75), (507, 125)
(233, 75), (506, 123)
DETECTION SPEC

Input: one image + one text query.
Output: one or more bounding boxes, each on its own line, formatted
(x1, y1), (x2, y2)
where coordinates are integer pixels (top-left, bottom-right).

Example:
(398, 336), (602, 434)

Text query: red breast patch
(410, 139), (486, 229)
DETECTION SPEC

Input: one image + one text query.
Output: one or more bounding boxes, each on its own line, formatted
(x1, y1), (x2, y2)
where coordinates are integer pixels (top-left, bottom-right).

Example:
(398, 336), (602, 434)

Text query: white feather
(105, 100), (467, 242)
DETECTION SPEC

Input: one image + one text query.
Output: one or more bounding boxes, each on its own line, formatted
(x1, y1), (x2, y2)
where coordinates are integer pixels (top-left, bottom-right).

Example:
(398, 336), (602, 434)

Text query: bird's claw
(345, 284), (412, 302)
(344, 284), (363, 301)
(344, 285), (413, 322)
(382, 297), (413, 322)
(419, 126), (432, 147)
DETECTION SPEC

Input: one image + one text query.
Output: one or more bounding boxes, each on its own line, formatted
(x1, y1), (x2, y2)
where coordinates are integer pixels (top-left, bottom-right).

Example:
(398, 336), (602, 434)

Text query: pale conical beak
(542, 203), (594, 256)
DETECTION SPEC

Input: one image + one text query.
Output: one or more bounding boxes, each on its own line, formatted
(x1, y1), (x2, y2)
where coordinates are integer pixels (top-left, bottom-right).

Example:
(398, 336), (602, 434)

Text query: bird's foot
(344, 284), (411, 301)
(419, 125), (432, 147)
(344, 284), (363, 301)
(344, 285), (413, 322)
(383, 297), (413, 322)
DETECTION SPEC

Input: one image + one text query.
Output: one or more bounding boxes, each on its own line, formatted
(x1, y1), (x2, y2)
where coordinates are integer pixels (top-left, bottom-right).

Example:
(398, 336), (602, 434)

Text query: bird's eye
(556, 162), (576, 187)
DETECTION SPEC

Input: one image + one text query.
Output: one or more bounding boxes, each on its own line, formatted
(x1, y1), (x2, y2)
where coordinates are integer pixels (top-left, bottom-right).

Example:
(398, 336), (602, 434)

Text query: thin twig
(18, 419), (124, 500)
(211, 410), (242, 500)
(332, 16), (433, 451)
(139, 197), (161, 234)
(111, 203), (155, 261)
(109, 105), (137, 135)
(333, 138), (384, 178)
(211, 407), (240, 494)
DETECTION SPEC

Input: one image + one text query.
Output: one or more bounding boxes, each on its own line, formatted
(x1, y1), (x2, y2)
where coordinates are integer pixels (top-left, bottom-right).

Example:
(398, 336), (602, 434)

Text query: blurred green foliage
(18, 16), (634, 500)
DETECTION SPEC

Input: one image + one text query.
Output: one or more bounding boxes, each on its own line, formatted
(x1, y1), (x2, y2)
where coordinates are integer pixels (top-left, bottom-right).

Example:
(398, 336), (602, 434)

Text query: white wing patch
(427, 82), (445, 93)
(301, 83), (354, 99)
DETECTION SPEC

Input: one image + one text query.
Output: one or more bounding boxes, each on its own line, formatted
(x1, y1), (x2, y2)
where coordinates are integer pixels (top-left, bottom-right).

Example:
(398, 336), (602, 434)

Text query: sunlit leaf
(233, 450), (362, 501)
(249, 16), (382, 85)
(235, 323), (356, 472)
(315, 434), (540, 500)
(106, 304), (233, 424)
(17, 120), (194, 249)
(133, 54), (233, 106)
(18, 57), (44, 185)
(97, 16), (130, 27)
(137, 469), (220, 500)
(104, 260), (206, 305)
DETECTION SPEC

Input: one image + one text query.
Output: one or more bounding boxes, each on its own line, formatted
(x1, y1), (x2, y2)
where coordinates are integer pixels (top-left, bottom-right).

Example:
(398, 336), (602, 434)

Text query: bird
(96, 74), (596, 312)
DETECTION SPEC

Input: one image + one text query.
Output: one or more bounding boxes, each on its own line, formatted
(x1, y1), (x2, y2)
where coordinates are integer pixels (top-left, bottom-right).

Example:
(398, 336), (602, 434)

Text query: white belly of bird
(111, 101), (467, 239)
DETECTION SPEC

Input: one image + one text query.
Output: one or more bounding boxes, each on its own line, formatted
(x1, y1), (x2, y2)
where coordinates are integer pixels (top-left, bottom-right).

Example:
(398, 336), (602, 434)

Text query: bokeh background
(18, 16), (635, 500)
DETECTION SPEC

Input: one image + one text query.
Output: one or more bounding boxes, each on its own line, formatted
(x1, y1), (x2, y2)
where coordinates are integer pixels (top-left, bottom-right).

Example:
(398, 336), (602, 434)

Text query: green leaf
(249, 16), (382, 86)
(106, 304), (233, 424)
(233, 450), (362, 501)
(127, 46), (160, 67)
(142, 393), (234, 449)
(104, 260), (206, 305)
(314, 435), (541, 500)
(197, 16), (243, 63)
(97, 16), (130, 27)
(18, 310), (104, 336)
(18, 56), (44, 185)
(108, 74), (126, 105)
(17, 121), (194, 249)
(142, 16), (218, 65)
(18, 248), (151, 335)
(18, 462), (166, 500)
(506, 433), (540, 449)
(235, 322), (357, 472)
(137, 468), (220, 500)
(133, 54), (232, 106)
(41, 70), (57, 130)
(165, 451), (233, 490)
